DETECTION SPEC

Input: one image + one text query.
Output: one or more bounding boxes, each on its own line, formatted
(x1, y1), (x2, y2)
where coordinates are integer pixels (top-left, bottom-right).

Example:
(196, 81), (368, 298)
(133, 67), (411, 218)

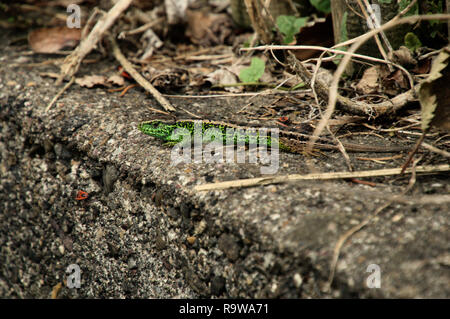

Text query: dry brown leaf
(185, 9), (233, 46)
(75, 75), (107, 88)
(188, 67), (214, 75)
(259, 70), (276, 84)
(419, 47), (450, 132)
(205, 69), (241, 92)
(356, 64), (408, 96)
(189, 74), (206, 87)
(389, 46), (417, 67)
(142, 64), (188, 89)
(187, 67), (214, 87)
(28, 27), (81, 53)
(227, 56), (251, 77)
(383, 69), (409, 95)
(107, 74), (125, 86)
(412, 58), (432, 75)
(355, 66), (380, 95)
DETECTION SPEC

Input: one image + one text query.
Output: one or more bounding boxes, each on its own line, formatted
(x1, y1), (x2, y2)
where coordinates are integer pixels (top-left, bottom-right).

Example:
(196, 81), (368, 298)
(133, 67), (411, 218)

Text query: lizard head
(138, 120), (178, 141)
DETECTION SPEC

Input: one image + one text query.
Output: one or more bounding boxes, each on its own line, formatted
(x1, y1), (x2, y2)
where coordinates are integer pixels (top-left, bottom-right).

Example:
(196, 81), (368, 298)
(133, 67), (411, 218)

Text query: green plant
(239, 57), (265, 83)
(276, 15), (307, 44)
(404, 32), (422, 51)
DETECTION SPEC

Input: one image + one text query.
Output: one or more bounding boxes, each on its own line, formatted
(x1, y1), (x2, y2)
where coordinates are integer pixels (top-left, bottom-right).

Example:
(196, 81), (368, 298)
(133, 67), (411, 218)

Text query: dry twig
(45, 76), (75, 112)
(309, 13), (450, 156)
(57, 0), (133, 84)
(108, 35), (175, 112)
(287, 52), (418, 117)
(421, 142), (450, 158)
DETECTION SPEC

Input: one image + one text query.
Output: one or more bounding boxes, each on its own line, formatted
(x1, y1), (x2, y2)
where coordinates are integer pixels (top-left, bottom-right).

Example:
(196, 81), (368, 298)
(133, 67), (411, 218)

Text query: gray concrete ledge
(0, 45), (449, 298)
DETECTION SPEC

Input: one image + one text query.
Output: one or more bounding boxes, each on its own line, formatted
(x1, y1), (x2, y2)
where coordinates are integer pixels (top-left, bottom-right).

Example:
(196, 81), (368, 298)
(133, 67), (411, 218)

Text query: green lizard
(138, 119), (410, 153)
(138, 119), (292, 151)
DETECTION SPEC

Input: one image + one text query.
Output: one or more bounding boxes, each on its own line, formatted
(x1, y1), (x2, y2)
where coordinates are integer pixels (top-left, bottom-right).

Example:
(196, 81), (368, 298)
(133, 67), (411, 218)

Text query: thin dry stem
(194, 164), (450, 191)
(109, 35), (175, 112)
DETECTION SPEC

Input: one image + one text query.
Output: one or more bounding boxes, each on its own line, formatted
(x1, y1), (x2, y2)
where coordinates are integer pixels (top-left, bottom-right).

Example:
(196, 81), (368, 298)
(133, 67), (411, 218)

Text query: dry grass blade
(194, 164), (449, 191)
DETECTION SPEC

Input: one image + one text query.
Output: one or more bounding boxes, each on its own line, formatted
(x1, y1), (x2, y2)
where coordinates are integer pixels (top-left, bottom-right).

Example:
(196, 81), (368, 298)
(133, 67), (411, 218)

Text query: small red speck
(75, 190), (89, 200)
(118, 66), (132, 79)
(276, 117), (291, 127)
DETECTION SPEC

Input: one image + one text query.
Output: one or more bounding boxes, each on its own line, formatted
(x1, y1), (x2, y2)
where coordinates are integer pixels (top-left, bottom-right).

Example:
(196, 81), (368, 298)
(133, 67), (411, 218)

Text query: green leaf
(398, 0), (418, 16)
(291, 82), (305, 90)
(309, 0), (331, 14)
(404, 32), (422, 51)
(276, 15), (307, 44)
(239, 57), (265, 83)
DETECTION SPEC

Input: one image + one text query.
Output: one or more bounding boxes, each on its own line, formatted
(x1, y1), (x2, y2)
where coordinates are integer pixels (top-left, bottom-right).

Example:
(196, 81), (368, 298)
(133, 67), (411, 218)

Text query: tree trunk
(331, 0), (409, 74)
(447, 0), (450, 43)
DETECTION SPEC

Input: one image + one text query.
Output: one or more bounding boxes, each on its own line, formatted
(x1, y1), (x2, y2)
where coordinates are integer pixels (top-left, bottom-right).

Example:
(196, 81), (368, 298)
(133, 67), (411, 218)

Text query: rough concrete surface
(0, 32), (449, 298)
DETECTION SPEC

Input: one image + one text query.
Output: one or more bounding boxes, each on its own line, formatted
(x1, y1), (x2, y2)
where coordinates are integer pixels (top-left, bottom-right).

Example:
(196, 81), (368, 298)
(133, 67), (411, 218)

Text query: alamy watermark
(367, 4), (381, 29)
(366, 264), (381, 289)
(66, 4), (81, 29)
(167, 121), (280, 174)
(66, 263), (81, 288)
